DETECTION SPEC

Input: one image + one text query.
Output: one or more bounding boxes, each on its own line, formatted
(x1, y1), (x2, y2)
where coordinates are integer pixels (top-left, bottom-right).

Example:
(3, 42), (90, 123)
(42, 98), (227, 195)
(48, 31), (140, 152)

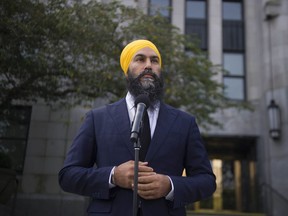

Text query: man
(58, 39), (216, 216)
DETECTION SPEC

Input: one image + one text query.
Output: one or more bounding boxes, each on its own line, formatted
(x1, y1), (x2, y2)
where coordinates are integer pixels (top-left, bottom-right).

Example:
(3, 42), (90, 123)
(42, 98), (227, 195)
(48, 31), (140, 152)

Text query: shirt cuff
(109, 166), (116, 188)
(165, 176), (174, 201)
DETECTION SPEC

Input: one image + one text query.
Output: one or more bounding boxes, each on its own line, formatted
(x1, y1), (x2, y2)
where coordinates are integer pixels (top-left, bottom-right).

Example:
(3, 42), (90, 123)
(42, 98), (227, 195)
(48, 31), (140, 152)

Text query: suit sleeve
(58, 110), (114, 199)
(169, 117), (216, 208)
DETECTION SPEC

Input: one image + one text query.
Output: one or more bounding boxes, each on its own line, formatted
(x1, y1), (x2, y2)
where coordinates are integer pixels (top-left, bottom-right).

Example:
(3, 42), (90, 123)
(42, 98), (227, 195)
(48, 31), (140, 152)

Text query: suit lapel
(146, 103), (178, 161)
(106, 99), (134, 157)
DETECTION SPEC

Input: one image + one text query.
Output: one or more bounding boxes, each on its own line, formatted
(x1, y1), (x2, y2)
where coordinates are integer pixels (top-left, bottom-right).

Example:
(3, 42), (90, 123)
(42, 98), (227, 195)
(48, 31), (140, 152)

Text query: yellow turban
(120, 39), (162, 74)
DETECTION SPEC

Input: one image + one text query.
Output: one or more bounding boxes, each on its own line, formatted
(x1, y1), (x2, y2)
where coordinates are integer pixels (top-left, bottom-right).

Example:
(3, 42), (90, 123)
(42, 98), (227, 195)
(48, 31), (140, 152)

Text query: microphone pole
(130, 94), (150, 216)
(132, 138), (140, 216)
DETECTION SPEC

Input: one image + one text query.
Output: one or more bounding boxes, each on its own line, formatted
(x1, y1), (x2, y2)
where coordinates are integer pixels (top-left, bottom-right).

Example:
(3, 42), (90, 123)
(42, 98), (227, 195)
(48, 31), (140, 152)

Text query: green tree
(0, 0), (243, 128)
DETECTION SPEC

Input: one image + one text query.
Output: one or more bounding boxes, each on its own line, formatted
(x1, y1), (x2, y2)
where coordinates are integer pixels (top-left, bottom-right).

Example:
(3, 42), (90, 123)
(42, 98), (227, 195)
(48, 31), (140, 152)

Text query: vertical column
(137, 0), (148, 13)
(208, 0), (222, 83)
(213, 159), (223, 211)
(244, 0), (263, 100)
(172, 0), (185, 34)
(234, 160), (242, 211)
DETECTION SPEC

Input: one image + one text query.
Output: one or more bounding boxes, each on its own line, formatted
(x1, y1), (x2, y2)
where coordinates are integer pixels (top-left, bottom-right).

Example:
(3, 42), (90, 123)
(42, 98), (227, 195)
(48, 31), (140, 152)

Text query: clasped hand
(113, 160), (171, 200)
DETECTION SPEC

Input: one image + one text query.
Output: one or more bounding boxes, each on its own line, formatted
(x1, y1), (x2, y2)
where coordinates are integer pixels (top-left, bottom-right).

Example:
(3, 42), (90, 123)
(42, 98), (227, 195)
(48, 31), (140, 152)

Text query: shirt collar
(125, 91), (160, 112)
(126, 92), (135, 111)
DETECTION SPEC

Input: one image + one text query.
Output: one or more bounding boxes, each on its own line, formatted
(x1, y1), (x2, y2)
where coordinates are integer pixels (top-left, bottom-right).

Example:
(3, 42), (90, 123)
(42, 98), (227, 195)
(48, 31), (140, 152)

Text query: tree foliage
(0, 0), (242, 127)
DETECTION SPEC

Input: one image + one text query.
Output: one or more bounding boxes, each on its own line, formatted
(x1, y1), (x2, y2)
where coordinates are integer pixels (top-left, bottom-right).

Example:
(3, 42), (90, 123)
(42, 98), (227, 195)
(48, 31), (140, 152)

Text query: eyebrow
(134, 54), (159, 59)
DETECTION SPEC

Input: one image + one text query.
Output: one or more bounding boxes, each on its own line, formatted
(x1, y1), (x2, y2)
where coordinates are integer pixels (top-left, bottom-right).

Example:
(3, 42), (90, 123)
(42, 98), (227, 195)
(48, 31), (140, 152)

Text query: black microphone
(130, 94), (151, 143)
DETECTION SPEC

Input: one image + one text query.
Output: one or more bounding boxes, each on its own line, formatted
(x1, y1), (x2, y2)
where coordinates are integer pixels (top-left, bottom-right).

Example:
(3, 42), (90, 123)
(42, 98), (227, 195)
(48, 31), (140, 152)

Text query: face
(127, 47), (161, 79)
(126, 47), (164, 106)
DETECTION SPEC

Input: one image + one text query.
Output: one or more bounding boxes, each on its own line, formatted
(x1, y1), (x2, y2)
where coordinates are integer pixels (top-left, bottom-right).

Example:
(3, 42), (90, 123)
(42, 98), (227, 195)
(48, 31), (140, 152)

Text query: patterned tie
(139, 109), (151, 161)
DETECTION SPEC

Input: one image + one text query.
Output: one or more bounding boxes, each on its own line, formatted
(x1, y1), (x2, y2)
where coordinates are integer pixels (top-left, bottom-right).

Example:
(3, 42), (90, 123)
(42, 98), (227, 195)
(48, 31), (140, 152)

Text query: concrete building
(1, 0), (287, 216)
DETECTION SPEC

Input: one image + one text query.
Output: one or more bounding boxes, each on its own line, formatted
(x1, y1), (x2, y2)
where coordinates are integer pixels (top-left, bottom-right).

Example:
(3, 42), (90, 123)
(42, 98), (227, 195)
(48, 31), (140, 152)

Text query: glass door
(187, 159), (260, 213)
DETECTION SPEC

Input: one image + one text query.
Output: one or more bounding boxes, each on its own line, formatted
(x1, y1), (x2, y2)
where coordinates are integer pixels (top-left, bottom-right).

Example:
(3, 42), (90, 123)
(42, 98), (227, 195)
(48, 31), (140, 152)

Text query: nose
(144, 59), (152, 70)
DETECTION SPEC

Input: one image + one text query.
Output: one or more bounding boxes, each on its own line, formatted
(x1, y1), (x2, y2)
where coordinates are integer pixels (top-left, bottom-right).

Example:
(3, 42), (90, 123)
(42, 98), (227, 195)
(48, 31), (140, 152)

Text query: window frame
(185, 0), (208, 51)
(222, 0), (246, 101)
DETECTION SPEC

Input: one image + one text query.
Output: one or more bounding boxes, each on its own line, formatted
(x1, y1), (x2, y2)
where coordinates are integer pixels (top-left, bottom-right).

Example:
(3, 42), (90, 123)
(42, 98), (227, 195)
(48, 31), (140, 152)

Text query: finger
(138, 171), (156, 177)
(138, 188), (157, 199)
(138, 165), (153, 172)
(138, 174), (158, 183)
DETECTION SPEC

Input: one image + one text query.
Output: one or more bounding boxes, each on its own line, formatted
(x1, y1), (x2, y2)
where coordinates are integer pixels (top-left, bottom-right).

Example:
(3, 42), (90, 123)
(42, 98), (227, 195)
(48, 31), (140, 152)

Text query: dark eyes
(151, 58), (159, 63)
(136, 57), (145, 62)
(135, 57), (159, 64)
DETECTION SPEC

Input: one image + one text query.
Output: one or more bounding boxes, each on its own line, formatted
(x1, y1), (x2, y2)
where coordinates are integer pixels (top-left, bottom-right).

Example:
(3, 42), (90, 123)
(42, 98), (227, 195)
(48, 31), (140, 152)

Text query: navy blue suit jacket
(59, 98), (216, 216)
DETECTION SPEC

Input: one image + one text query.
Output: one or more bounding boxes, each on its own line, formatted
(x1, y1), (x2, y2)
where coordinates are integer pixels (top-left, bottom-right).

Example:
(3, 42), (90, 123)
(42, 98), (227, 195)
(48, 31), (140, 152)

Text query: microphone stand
(131, 96), (149, 216)
(132, 137), (141, 216)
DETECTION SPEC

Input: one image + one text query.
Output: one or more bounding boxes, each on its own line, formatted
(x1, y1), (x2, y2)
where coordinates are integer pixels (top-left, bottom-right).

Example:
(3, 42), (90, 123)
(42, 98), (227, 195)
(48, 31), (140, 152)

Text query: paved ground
(0, 204), (26, 216)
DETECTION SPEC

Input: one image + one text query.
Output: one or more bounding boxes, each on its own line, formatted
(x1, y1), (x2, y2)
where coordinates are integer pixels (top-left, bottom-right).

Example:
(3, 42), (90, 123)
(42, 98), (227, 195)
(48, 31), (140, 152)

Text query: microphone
(130, 94), (151, 143)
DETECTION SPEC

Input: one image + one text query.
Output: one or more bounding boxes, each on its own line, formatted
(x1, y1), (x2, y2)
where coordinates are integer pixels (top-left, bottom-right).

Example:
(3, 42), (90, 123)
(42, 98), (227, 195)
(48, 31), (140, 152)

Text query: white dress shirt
(126, 91), (159, 138)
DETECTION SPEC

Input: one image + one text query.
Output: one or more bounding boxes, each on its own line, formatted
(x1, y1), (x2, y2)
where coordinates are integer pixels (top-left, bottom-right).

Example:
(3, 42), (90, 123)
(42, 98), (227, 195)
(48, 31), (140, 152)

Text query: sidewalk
(0, 204), (26, 216)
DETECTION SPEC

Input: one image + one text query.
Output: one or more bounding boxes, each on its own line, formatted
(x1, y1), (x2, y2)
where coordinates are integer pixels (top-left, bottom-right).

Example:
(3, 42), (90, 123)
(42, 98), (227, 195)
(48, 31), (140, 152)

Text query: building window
(185, 0), (207, 50)
(222, 0), (245, 100)
(148, 0), (171, 20)
(223, 1), (242, 20)
(0, 106), (32, 173)
(223, 53), (245, 99)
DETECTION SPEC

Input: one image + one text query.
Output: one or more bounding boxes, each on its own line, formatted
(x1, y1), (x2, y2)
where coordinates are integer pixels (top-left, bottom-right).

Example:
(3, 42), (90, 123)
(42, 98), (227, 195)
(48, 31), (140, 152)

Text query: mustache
(137, 69), (158, 80)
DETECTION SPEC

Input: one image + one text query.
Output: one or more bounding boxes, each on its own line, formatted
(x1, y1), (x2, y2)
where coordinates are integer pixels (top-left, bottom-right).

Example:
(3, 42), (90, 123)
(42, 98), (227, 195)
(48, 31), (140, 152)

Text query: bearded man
(59, 39), (216, 216)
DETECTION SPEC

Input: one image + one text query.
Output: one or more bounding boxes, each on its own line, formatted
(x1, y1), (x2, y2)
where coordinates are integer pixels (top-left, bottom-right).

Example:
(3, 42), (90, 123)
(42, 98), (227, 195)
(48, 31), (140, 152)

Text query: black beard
(126, 69), (164, 107)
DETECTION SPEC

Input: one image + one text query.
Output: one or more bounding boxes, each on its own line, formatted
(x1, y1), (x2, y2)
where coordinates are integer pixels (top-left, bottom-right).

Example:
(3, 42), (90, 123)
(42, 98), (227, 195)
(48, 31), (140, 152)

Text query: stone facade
(3, 0), (288, 216)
